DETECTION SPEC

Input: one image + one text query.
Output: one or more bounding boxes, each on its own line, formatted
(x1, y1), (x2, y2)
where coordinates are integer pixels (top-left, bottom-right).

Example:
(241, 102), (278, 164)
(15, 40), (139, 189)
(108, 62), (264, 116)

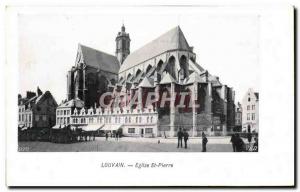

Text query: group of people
(177, 128), (259, 152)
(230, 133), (258, 152)
(230, 133), (245, 152)
(176, 128), (189, 149)
(177, 128), (208, 152)
(105, 131), (120, 141)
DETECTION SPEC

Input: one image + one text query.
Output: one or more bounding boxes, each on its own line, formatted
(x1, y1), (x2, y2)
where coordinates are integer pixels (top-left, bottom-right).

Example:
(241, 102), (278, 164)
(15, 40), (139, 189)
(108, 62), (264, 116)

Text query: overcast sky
(18, 6), (260, 104)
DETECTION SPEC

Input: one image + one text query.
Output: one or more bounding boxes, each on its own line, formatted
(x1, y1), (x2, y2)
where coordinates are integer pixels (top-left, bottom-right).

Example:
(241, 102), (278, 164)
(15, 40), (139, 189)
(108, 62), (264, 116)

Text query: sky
(18, 6), (260, 104)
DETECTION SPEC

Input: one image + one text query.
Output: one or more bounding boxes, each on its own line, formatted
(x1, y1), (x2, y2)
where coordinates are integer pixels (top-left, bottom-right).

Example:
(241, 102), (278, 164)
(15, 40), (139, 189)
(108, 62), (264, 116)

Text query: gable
(77, 44), (120, 74)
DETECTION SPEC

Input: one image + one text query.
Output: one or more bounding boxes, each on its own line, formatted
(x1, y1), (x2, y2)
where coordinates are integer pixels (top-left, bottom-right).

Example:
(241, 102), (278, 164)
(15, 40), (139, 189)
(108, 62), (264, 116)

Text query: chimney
(26, 91), (36, 99)
(37, 87), (43, 96)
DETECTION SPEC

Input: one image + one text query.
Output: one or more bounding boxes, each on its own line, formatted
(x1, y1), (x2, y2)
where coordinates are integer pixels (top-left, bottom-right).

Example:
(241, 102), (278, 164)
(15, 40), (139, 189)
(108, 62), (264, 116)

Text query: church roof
(208, 75), (222, 86)
(119, 26), (191, 73)
(184, 72), (205, 84)
(188, 59), (205, 74)
(79, 44), (120, 74)
(160, 72), (177, 84)
(138, 76), (155, 88)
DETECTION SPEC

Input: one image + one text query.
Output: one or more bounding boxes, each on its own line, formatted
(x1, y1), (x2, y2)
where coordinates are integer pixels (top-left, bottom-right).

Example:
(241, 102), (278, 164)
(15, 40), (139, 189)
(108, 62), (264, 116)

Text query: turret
(115, 24), (130, 64)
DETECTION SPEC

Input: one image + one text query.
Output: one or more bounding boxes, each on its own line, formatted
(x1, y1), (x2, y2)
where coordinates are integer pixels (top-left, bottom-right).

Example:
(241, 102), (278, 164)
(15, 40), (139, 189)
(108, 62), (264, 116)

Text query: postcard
(5, 2), (295, 187)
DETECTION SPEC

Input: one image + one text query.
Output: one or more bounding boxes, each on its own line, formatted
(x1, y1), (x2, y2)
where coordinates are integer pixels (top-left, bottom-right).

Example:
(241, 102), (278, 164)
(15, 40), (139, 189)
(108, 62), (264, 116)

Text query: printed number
(18, 146), (29, 152)
(248, 146), (257, 152)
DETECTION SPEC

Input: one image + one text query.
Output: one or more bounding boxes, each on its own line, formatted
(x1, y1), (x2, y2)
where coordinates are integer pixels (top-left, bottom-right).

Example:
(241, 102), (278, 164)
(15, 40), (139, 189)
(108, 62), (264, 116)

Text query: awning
(101, 124), (123, 131)
(82, 124), (104, 132)
(52, 125), (67, 129)
(21, 127), (28, 131)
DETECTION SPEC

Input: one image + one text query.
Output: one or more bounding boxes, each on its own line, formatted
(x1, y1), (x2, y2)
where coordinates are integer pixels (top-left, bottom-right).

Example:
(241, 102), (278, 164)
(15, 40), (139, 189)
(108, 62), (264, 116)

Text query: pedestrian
(247, 132), (252, 143)
(177, 128), (183, 148)
(235, 133), (245, 152)
(105, 132), (108, 141)
(202, 133), (208, 152)
(183, 129), (189, 149)
(253, 137), (258, 152)
(116, 132), (119, 141)
(230, 134), (236, 152)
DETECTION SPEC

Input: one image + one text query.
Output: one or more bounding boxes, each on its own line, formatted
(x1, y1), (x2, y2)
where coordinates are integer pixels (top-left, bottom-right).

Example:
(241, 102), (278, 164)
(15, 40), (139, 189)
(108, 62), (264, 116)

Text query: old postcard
(5, 2), (295, 187)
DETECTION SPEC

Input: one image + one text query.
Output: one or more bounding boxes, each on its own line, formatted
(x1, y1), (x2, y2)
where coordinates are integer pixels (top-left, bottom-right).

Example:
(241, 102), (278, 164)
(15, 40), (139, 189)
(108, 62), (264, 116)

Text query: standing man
(235, 133), (245, 152)
(105, 132), (108, 141)
(247, 132), (252, 144)
(116, 131), (119, 141)
(183, 129), (189, 149)
(253, 137), (258, 152)
(230, 134), (236, 152)
(177, 128), (183, 148)
(202, 133), (208, 152)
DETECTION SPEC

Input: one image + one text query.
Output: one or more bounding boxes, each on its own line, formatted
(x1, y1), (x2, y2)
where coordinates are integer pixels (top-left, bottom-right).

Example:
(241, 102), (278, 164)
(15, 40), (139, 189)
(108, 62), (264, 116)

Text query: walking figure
(202, 133), (208, 152)
(230, 134), (237, 152)
(247, 132), (252, 143)
(253, 137), (258, 152)
(183, 129), (189, 149)
(105, 132), (108, 141)
(235, 133), (245, 152)
(116, 132), (119, 141)
(177, 128), (183, 148)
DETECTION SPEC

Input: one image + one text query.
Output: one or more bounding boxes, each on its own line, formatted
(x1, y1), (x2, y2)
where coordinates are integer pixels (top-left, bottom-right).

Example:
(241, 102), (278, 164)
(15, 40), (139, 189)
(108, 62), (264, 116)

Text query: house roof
(79, 44), (120, 74)
(21, 91), (58, 108)
(254, 92), (259, 100)
(59, 98), (85, 108)
(119, 26), (191, 73)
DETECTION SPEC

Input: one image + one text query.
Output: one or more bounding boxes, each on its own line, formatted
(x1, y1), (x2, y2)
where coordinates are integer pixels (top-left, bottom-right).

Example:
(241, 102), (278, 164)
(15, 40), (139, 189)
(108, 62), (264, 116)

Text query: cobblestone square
(18, 136), (252, 152)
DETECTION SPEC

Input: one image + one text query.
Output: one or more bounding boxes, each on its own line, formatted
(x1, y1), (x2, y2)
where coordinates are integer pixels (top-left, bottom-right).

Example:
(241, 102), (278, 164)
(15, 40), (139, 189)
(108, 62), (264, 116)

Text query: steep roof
(22, 91), (58, 108)
(119, 26), (191, 73)
(138, 76), (155, 88)
(79, 44), (120, 74)
(160, 72), (177, 84)
(184, 72), (205, 84)
(59, 98), (85, 108)
(254, 92), (259, 100)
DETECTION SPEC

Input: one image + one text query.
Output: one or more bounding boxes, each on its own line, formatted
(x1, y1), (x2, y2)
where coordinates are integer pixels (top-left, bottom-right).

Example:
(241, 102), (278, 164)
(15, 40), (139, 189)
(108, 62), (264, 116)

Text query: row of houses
(235, 88), (259, 133)
(18, 86), (259, 137)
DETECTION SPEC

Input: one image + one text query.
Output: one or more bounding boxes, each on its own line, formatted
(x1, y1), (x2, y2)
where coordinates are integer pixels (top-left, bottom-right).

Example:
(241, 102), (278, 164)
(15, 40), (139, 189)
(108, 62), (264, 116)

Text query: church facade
(63, 25), (235, 137)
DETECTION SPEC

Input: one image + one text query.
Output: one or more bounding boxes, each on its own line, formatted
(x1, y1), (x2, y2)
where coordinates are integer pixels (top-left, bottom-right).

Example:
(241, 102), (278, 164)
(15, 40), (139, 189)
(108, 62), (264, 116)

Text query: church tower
(115, 24), (130, 64)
